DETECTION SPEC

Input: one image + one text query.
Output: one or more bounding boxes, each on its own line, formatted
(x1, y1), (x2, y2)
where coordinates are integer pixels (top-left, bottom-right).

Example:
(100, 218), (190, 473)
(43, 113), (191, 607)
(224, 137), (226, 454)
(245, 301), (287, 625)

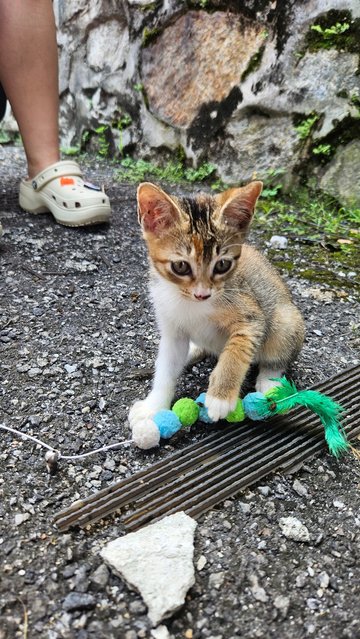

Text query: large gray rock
(100, 512), (197, 626)
(1, 0), (359, 203)
(141, 10), (264, 129)
(319, 140), (360, 207)
(215, 113), (299, 184)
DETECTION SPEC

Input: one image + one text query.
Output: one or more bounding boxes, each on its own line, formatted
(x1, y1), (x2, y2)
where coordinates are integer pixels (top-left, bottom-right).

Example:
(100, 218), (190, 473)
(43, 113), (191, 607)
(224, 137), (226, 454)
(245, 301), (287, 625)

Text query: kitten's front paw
(205, 394), (238, 422)
(128, 398), (168, 428)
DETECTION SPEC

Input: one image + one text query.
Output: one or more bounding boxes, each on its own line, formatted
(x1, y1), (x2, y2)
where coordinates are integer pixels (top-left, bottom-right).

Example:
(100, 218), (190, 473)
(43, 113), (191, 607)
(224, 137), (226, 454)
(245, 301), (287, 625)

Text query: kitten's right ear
(137, 182), (180, 235)
(216, 181), (263, 231)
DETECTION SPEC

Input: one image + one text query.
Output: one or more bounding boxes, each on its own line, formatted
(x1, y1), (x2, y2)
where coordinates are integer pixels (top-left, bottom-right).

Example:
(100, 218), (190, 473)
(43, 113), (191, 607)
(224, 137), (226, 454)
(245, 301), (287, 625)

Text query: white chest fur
(150, 278), (226, 355)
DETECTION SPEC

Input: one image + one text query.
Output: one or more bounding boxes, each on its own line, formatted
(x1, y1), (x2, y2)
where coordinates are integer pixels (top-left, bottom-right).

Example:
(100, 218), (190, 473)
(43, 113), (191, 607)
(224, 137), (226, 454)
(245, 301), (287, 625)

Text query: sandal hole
(75, 202), (81, 208)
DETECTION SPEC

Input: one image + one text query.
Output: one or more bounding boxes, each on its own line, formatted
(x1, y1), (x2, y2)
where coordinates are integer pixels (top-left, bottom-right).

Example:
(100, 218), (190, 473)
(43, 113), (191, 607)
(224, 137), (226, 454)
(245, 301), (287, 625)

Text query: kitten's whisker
(222, 242), (243, 249)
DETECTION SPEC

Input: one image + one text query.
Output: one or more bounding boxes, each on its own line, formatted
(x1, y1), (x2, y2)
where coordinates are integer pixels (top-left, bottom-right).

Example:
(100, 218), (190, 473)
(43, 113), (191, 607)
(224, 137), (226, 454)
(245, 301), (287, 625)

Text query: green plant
(241, 45), (265, 82)
(61, 145), (81, 156)
(94, 124), (111, 157)
(260, 168), (286, 199)
(295, 113), (319, 139)
(142, 26), (160, 46)
(116, 114), (132, 155)
(117, 157), (216, 184)
(81, 130), (90, 145)
(133, 83), (143, 92)
(0, 129), (12, 144)
(312, 143), (332, 156)
(310, 22), (350, 38)
(184, 162), (216, 182)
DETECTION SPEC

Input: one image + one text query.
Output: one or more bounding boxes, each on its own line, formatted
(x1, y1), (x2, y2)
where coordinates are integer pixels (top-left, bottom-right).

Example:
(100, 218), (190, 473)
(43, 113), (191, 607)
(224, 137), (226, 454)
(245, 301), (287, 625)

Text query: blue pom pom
(153, 409), (182, 439)
(243, 392), (267, 421)
(195, 393), (214, 424)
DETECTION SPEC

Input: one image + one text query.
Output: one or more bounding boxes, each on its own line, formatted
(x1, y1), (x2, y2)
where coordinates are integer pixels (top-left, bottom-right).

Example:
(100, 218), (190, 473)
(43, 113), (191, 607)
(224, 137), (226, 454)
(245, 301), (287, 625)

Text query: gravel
(0, 146), (359, 639)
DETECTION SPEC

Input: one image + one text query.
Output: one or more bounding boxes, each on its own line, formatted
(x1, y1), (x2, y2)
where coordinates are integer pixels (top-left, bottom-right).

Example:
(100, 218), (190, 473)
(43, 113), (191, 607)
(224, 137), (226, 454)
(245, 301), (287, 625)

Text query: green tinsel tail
(255, 377), (349, 457)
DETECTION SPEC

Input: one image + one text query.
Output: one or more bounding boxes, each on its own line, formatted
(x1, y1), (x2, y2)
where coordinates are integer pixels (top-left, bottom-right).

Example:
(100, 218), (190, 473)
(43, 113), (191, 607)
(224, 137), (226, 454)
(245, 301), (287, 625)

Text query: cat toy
(0, 377), (350, 474)
(131, 377), (350, 456)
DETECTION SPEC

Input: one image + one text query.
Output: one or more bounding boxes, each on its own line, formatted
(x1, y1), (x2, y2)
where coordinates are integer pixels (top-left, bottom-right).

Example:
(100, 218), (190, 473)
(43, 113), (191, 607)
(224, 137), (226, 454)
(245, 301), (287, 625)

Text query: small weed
(115, 114), (132, 155)
(295, 113), (319, 139)
(0, 128), (21, 145)
(142, 26), (160, 46)
(117, 157), (216, 184)
(260, 168), (286, 199)
(350, 92), (360, 117)
(94, 124), (111, 157)
(241, 45), (265, 82)
(304, 10), (359, 55)
(310, 22), (350, 39)
(312, 143), (332, 156)
(257, 189), (360, 247)
(61, 145), (81, 156)
(133, 83), (144, 92)
(184, 162), (217, 182)
(0, 129), (12, 144)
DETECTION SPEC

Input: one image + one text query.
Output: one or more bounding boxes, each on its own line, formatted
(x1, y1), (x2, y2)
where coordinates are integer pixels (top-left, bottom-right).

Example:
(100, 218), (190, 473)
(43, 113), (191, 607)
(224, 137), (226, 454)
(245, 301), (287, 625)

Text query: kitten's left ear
(137, 182), (181, 235)
(217, 181), (263, 231)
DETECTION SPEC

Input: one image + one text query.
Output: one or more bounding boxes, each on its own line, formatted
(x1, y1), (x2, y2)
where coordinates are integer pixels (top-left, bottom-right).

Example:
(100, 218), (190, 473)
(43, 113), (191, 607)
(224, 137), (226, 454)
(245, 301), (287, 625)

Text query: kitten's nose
(194, 293), (211, 301)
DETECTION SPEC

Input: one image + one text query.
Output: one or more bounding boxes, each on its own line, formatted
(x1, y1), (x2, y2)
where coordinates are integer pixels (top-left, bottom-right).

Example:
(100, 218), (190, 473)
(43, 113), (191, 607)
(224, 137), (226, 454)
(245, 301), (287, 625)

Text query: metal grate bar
(54, 365), (360, 532)
(54, 366), (358, 527)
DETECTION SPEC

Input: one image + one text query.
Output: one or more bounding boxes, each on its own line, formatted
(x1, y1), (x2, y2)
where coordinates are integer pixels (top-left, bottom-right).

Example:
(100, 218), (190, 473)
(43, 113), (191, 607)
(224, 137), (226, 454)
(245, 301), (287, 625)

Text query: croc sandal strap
(31, 160), (83, 192)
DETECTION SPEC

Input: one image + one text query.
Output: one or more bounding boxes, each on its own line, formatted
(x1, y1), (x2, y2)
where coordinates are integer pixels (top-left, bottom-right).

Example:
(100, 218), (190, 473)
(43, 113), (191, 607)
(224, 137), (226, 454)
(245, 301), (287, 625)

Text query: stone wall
(3, 0), (360, 204)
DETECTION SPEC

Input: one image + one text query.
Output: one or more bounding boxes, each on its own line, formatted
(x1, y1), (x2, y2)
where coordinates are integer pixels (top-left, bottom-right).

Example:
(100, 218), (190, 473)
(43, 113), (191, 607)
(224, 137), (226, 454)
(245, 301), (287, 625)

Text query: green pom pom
(226, 399), (246, 423)
(172, 398), (200, 426)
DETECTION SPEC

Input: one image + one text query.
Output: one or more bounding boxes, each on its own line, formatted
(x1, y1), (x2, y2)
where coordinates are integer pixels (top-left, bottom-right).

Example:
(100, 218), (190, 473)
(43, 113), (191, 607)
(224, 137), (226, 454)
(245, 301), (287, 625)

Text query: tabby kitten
(129, 181), (305, 426)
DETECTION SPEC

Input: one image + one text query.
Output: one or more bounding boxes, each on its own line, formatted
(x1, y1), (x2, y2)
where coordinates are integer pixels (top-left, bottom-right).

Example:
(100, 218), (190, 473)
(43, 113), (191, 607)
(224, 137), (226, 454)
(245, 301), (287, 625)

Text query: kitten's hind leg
(186, 342), (207, 367)
(255, 367), (284, 393)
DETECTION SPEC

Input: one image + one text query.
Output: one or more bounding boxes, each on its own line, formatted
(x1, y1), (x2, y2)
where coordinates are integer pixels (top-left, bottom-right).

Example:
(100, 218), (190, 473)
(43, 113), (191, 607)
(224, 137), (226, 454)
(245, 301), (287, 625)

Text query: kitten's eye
(213, 259), (232, 275)
(171, 260), (192, 276)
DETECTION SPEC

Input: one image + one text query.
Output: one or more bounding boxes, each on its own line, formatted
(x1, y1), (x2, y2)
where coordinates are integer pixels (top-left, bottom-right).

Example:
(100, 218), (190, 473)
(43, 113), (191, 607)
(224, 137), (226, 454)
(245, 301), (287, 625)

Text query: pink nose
(194, 293), (211, 300)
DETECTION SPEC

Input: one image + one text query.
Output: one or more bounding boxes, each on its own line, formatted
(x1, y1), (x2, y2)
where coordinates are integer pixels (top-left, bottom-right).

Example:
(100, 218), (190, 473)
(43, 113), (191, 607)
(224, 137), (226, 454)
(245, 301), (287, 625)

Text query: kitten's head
(137, 180), (262, 302)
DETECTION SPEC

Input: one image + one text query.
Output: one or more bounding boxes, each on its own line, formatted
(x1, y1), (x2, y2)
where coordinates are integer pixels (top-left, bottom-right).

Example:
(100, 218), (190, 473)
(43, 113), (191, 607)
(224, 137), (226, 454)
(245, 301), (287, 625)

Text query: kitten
(129, 180), (305, 426)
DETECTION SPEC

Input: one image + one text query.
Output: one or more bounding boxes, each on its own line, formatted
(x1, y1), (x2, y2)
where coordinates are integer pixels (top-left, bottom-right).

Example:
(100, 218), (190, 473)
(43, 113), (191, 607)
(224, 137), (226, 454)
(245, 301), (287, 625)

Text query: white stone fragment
(14, 513), (31, 526)
(196, 555), (207, 571)
(270, 235), (288, 249)
(151, 626), (171, 639)
(279, 516), (310, 543)
(100, 512), (197, 625)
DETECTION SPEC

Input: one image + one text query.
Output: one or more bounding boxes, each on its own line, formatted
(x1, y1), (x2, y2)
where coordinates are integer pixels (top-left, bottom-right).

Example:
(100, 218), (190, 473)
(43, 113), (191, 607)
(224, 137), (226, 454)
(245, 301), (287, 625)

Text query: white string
(0, 423), (133, 461)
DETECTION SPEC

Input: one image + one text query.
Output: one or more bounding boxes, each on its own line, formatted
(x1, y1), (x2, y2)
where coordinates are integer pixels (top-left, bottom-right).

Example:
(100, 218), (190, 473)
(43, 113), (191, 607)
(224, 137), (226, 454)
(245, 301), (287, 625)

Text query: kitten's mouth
(194, 293), (211, 301)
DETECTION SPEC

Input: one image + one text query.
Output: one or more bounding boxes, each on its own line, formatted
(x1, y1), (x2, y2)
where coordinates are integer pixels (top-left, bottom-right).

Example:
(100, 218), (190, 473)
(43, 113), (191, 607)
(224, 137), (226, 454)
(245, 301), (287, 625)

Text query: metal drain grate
(54, 365), (360, 532)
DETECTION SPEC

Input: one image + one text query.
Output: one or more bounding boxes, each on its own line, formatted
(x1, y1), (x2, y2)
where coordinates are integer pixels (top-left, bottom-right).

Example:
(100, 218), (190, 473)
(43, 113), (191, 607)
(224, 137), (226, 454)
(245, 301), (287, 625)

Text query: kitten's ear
(217, 181), (263, 231)
(137, 182), (180, 235)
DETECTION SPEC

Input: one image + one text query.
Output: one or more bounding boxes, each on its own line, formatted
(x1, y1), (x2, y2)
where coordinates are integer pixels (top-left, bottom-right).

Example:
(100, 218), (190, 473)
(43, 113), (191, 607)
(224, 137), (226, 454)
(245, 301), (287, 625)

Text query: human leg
(0, 0), (60, 179)
(0, 0), (111, 226)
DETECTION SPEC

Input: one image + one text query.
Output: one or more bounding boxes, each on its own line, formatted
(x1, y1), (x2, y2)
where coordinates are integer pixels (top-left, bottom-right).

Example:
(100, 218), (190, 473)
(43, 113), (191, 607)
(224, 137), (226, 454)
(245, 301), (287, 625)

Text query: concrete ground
(0, 145), (359, 639)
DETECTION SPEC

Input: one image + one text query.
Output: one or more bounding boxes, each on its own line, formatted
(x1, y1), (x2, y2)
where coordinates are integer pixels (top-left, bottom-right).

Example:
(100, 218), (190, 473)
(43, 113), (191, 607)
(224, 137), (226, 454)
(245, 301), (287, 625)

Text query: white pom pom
(132, 419), (160, 450)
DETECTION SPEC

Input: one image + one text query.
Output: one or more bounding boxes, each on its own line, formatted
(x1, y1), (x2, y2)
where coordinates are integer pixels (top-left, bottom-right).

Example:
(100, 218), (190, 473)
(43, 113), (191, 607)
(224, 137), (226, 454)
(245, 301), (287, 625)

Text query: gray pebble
(292, 479), (308, 497)
(306, 598), (320, 610)
(62, 592), (96, 612)
(129, 600), (147, 614)
(279, 517), (310, 542)
(258, 486), (271, 497)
